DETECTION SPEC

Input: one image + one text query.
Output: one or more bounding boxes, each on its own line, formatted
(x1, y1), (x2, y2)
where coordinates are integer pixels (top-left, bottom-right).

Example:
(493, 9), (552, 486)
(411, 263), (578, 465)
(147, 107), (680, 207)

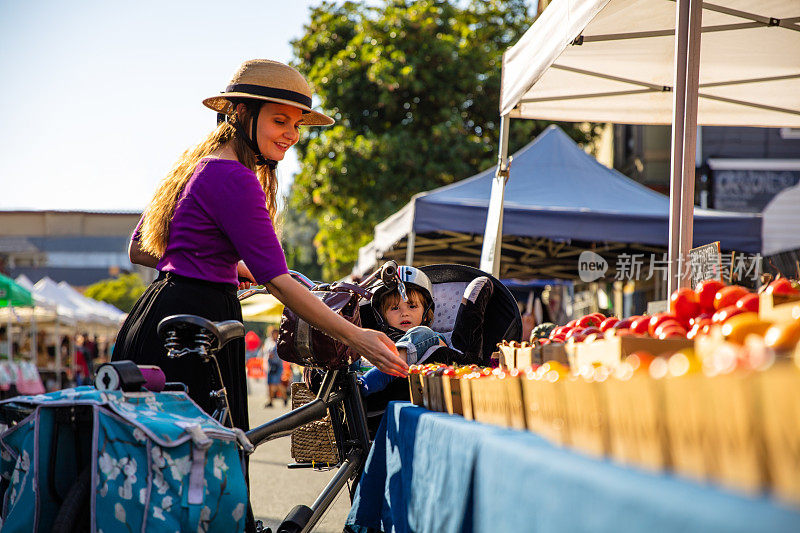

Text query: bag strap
(323, 282), (374, 301)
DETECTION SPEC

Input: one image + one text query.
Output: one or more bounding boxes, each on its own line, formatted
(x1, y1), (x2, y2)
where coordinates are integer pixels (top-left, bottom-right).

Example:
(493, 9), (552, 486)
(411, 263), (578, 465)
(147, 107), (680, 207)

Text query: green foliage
(291, 0), (601, 278)
(279, 203), (324, 282)
(84, 272), (146, 313)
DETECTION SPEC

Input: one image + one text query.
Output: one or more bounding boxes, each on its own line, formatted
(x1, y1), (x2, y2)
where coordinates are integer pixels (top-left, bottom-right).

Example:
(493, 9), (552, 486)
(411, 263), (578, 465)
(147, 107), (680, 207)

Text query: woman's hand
(237, 261), (256, 290)
(349, 329), (407, 377)
(266, 274), (408, 377)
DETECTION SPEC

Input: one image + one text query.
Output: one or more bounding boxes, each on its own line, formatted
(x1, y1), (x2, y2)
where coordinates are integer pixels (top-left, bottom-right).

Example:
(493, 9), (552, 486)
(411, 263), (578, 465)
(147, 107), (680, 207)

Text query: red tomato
(599, 317), (620, 331)
(689, 313), (712, 327)
(714, 286), (750, 311)
(655, 322), (686, 338)
(566, 319), (578, 328)
(735, 293), (759, 312)
(565, 327), (585, 341)
(687, 324), (702, 340)
(766, 278), (800, 296)
(712, 305), (746, 324)
(577, 315), (602, 328)
(695, 279), (725, 313)
(582, 326), (602, 336)
(670, 288), (701, 323)
(658, 327), (687, 339)
(648, 313), (679, 337)
(614, 317), (637, 330)
(614, 328), (635, 337)
(590, 313), (607, 323)
(630, 316), (651, 335)
(538, 338), (551, 345)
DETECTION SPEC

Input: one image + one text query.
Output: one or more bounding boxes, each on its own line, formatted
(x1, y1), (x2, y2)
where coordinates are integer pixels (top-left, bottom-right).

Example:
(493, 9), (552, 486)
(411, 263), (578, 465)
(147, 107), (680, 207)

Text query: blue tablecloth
(347, 402), (800, 533)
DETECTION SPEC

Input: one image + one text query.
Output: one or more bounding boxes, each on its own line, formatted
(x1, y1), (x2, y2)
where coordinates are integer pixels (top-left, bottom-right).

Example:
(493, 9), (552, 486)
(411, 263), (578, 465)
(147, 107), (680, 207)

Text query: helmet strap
(225, 105), (278, 171)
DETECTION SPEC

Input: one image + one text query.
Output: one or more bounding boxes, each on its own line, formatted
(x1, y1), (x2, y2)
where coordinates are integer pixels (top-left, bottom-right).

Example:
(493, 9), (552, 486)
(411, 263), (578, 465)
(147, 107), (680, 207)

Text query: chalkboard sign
(688, 241), (722, 289)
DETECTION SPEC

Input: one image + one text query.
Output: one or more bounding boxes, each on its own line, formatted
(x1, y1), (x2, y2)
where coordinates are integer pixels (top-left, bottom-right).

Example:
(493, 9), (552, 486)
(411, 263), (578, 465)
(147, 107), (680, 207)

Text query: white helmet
(371, 266), (435, 334)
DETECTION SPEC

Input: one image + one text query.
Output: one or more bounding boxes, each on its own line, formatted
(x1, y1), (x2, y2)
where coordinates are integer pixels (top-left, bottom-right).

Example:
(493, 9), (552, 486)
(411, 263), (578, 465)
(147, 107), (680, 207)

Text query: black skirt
(112, 272), (249, 432)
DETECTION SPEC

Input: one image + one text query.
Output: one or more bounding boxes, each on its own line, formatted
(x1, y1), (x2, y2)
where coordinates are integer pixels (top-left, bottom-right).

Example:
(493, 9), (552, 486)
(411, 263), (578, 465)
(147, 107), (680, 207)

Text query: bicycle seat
(157, 314), (245, 352)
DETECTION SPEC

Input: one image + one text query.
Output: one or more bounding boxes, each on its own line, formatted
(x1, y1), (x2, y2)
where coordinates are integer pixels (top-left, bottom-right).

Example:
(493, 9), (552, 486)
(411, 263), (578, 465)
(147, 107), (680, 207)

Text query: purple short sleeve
(193, 165), (289, 284)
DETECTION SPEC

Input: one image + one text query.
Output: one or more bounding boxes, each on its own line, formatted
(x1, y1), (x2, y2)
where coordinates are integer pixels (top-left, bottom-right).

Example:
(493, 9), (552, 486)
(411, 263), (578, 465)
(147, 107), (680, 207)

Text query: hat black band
(226, 84), (312, 108)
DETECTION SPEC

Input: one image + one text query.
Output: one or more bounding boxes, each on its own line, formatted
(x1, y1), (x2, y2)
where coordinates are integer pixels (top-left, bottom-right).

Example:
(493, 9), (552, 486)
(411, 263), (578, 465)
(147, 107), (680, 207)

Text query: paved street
(247, 387), (352, 533)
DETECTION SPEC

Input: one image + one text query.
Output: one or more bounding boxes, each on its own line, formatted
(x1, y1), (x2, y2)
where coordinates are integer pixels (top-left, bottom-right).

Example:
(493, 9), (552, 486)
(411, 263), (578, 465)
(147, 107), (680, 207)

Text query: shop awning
(501, 0), (800, 127)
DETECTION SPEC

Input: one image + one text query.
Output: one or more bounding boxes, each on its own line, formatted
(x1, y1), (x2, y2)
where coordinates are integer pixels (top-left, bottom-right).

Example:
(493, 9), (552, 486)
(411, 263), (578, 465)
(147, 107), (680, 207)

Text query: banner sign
(689, 241), (722, 289)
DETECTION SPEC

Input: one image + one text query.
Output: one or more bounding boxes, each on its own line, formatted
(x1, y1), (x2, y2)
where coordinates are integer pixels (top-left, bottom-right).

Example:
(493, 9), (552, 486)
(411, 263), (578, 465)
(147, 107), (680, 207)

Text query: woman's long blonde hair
(139, 104), (279, 257)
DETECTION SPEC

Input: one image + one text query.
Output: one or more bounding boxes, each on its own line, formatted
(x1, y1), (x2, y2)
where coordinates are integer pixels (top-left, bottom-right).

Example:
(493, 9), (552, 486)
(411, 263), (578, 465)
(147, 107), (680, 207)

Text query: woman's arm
(266, 273), (408, 377)
(128, 239), (159, 268)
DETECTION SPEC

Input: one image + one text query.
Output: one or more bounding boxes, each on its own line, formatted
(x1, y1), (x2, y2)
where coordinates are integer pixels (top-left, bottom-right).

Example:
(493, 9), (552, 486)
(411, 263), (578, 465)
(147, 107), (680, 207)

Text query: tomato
(689, 313), (712, 327)
(565, 327), (585, 341)
(658, 327), (687, 340)
(630, 316), (651, 335)
(614, 316), (637, 330)
(655, 322), (686, 338)
(766, 278), (800, 296)
(647, 313), (679, 337)
(590, 312), (607, 323)
(538, 338), (551, 345)
(599, 317), (620, 331)
(566, 319), (578, 328)
(577, 315), (602, 328)
(695, 279), (725, 313)
(735, 293), (759, 312)
(712, 305), (747, 324)
(714, 286), (750, 311)
(670, 288), (701, 323)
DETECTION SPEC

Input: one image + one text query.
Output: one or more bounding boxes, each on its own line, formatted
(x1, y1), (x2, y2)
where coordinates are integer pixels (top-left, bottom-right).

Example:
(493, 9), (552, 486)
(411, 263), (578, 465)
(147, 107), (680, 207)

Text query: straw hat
(203, 59), (334, 126)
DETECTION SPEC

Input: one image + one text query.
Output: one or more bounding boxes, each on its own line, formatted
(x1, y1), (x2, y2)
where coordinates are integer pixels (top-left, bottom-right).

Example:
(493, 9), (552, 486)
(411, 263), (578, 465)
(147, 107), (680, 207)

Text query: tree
(291, 0), (601, 278)
(279, 202), (324, 282)
(84, 272), (146, 313)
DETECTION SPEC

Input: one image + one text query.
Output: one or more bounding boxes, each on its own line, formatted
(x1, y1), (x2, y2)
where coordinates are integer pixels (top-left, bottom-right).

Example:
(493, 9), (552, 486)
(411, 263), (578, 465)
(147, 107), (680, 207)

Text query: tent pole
(667, 0), (693, 295)
(679, 0), (703, 288)
(480, 115), (511, 277)
(405, 231), (415, 266)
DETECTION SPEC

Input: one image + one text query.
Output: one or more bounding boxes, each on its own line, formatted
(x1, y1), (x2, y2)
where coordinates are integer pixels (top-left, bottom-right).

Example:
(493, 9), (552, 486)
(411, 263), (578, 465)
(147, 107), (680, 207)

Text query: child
(359, 266), (493, 395)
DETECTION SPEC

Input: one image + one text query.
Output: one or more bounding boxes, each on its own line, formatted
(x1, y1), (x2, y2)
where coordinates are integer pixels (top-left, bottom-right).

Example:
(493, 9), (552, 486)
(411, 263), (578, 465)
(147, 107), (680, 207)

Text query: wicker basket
(290, 382), (340, 465)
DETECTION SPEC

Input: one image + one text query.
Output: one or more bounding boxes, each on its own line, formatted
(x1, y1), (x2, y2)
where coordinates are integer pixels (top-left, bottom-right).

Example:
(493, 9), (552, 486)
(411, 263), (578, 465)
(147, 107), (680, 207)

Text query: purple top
(133, 158), (288, 286)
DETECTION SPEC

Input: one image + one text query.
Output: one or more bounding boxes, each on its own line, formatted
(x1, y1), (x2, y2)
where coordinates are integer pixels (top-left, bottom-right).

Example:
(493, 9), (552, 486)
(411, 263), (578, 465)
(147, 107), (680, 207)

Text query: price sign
(688, 241), (722, 289)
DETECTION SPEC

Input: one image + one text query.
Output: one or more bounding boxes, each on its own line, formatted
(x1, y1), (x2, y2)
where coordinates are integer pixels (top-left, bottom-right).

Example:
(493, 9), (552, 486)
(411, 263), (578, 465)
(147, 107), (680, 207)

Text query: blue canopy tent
(355, 126), (761, 280)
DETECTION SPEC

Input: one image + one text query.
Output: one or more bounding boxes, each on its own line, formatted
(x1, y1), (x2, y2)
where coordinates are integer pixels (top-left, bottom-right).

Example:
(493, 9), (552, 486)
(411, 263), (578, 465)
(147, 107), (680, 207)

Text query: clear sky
(0, 0), (326, 212)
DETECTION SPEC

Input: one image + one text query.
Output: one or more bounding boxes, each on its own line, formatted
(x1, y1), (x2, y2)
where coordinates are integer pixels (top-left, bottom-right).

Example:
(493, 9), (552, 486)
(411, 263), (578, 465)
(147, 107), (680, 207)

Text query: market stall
(354, 126), (762, 279)
(484, 0), (800, 292)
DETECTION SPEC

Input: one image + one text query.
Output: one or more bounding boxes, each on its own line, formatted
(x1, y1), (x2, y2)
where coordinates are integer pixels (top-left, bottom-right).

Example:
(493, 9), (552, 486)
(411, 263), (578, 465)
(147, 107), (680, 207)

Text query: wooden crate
(561, 375), (610, 458)
(759, 292), (800, 323)
(757, 363), (800, 505)
(704, 372), (768, 494)
(662, 374), (713, 482)
(408, 374), (424, 406)
(521, 374), (569, 445)
(542, 343), (569, 366)
(571, 336), (693, 369)
(604, 374), (670, 473)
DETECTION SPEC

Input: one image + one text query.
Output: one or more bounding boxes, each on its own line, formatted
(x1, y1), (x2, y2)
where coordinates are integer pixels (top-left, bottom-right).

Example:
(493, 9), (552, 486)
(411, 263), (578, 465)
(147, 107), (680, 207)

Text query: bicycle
(1, 262), (521, 533)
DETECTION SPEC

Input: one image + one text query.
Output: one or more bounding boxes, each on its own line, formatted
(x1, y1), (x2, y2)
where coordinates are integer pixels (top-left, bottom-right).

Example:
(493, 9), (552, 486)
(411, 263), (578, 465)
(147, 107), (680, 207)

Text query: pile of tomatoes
(542, 278), (800, 345)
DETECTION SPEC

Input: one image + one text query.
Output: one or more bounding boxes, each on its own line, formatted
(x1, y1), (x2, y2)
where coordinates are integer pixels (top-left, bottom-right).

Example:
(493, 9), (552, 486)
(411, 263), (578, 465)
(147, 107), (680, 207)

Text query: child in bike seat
(359, 265), (493, 395)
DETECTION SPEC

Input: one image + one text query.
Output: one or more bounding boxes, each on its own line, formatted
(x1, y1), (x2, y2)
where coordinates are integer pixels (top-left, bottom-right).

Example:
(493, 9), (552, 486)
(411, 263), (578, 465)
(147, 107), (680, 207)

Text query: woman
(114, 59), (407, 434)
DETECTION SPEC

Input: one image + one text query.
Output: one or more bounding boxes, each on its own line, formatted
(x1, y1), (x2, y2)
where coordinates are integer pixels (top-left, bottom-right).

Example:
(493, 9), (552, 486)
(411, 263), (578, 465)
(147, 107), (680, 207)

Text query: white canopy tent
(482, 0), (800, 293)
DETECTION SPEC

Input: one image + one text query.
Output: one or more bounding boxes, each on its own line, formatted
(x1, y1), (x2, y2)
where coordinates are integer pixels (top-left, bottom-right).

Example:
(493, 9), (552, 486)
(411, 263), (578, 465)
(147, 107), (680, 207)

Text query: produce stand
(347, 402), (800, 533)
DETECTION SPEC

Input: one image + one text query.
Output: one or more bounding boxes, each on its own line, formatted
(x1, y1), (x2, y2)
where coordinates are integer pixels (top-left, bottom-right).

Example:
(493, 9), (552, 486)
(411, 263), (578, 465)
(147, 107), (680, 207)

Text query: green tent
(0, 273), (34, 307)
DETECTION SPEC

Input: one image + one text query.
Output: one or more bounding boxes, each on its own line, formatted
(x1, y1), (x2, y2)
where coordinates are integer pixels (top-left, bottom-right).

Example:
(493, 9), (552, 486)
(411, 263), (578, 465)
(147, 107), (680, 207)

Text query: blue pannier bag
(0, 386), (249, 532)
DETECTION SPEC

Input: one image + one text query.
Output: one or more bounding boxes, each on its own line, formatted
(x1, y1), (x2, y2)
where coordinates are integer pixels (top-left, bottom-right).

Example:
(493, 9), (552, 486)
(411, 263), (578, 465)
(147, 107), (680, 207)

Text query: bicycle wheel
(51, 466), (91, 533)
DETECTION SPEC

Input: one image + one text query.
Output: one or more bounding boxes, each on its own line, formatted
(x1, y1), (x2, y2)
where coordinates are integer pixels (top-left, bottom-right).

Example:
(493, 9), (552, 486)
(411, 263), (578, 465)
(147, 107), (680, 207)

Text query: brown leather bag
(276, 282), (373, 369)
